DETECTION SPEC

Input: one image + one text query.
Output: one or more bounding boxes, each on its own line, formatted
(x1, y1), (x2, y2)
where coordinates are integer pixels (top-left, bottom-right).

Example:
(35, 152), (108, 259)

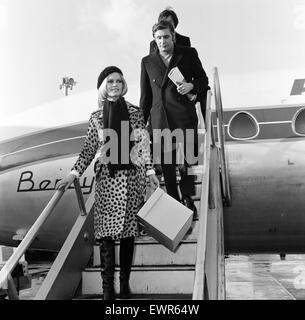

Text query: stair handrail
(213, 67), (231, 206)
(0, 179), (87, 295)
(192, 89), (212, 300)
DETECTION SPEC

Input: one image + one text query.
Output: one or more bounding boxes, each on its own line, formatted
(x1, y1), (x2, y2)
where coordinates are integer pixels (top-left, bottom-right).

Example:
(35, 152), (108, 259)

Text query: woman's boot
(119, 236), (134, 299)
(100, 237), (115, 300)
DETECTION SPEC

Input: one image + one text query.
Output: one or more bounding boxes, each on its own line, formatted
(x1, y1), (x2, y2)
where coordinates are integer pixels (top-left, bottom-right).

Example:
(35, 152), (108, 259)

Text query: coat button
(153, 79), (156, 82)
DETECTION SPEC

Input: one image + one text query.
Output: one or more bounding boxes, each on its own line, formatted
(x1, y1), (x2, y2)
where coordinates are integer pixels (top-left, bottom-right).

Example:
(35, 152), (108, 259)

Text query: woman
(57, 66), (159, 300)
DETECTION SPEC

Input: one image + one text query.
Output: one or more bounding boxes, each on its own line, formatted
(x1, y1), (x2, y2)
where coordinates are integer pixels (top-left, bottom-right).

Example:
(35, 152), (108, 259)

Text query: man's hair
(158, 7), (179, 28)
(152, 20), (175, 40)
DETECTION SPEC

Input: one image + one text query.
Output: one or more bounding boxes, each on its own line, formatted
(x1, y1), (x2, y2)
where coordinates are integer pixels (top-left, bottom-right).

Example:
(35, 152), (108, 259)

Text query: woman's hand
(148, 174), (160, 189)
(56, 173), (76, 191)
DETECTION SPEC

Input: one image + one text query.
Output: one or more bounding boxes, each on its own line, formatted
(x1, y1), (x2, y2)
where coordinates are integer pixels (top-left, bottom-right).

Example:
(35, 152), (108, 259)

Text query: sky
(0, 0), (305, 122)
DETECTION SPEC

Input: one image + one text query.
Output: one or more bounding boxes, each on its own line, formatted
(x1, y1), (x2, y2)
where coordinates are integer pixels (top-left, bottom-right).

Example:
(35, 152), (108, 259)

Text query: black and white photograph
(1, 0), (305, 304)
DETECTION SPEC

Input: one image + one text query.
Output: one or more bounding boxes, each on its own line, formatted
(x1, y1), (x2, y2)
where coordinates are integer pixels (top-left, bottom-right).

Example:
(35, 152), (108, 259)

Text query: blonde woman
(58, 66), (159, 300)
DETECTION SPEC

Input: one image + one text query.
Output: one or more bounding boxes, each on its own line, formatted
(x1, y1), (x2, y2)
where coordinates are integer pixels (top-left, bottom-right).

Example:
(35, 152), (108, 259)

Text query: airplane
(1, 71), (305, 300)
(1, 0), (305, 299)
(1, 73), (305, 253)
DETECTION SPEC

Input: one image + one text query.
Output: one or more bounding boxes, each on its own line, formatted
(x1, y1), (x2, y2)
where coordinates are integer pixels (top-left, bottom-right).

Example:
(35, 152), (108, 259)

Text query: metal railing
(0, 179), (87, 299)
(213, 67), (231, 206)
(192, 90), (213, 299)
(192, 68), (229, 299)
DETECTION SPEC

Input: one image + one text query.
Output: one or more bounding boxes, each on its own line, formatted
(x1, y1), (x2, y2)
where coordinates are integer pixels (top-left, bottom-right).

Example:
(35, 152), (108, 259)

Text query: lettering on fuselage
(17, 171), (95, 195)
(290, 79), (305, 95)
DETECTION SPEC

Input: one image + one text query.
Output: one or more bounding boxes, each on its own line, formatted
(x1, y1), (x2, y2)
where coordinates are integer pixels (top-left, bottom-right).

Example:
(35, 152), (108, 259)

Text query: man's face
(154, 28), (174, 54)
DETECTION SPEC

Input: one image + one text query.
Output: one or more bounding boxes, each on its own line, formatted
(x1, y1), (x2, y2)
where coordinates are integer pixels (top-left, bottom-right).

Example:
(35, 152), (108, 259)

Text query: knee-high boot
(119, 236), (135, 299)
(100, 237), (115, 300)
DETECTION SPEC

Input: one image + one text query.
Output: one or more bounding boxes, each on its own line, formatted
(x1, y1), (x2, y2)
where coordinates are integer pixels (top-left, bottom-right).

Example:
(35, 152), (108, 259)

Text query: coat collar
(150, 45), (183, 88)
(162, 46), (183, 87)
(150, 51), (167, 75)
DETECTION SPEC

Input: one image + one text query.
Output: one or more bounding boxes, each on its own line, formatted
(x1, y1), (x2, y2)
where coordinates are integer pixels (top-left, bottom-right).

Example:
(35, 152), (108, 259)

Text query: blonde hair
(98, 73), (128, 108)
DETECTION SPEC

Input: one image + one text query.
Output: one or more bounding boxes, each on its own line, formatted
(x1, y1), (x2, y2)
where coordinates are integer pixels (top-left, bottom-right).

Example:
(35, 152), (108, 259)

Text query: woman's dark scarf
(102, 97), (135, 177)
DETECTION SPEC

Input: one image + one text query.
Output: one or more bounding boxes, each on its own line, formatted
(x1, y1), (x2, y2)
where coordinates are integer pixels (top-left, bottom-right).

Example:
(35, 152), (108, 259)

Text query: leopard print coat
(71, 101), (152, 240)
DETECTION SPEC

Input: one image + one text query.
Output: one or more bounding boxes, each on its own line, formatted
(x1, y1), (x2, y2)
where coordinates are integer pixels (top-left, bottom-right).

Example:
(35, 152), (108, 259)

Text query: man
(149, 8), (207, 122)
(140, 20), (209, 212)
(149, 8), (191, 54)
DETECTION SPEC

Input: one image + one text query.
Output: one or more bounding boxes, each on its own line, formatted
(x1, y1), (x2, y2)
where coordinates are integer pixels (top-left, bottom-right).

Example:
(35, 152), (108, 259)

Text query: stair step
(159, 173), (203, 183)
(93, 239), (197, 267)
(82, 172), (203, 297)
(158, 182), (202, 198)
(82, 266), (195, 295)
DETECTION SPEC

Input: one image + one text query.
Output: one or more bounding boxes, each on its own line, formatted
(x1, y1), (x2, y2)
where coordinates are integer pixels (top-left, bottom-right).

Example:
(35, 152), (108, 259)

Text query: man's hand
(177, 81), (194, 95)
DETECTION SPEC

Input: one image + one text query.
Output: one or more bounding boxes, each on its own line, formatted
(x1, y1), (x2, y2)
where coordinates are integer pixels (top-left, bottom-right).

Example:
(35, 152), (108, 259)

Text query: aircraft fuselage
(1, 104), (305, 253)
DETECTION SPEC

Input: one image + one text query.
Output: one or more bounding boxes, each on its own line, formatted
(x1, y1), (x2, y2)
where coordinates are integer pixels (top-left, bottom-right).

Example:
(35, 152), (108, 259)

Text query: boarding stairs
(0, 67), (230, 300)
(79, 173), (201, 300)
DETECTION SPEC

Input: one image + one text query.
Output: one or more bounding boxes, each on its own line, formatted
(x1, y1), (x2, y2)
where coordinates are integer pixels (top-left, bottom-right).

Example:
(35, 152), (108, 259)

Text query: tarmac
(225, 254), (305, 300)
(18, 254), (305, 300)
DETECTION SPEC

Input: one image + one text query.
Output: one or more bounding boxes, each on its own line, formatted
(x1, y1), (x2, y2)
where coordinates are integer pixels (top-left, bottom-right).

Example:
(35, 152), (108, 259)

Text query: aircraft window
(292, 107), (305, 136)
(227, 111), (259, 140)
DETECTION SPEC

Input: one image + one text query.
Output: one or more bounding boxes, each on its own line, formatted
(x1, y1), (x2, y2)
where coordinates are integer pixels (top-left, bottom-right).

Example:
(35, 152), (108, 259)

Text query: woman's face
(106, 72), (123, 99)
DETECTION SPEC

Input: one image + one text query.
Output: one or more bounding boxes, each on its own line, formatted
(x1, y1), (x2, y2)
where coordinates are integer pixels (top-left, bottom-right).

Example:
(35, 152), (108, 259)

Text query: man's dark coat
(140, 45), (209, 132)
